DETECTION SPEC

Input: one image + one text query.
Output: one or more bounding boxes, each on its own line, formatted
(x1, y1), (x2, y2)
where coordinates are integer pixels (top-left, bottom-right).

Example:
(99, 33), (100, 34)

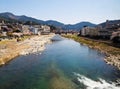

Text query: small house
(81, 26), (89, 36)
(41, 25), (50, 35)
(29, 25), (42, 35)
(22, 25), (31, 35)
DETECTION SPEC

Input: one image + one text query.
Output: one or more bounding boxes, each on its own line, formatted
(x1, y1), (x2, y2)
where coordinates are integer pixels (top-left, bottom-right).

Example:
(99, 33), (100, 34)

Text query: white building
(41, 25), (50, 35)
(0, 20), (5, 25)
(22, 25), (31, 35)
(2, 31), (7, 36)
(30, 26), (38, 35)
(111, 28), (120, 40)
(81, 26), (90, 36)
(81, 26), (99, 37)
(30, 25), (42, 35)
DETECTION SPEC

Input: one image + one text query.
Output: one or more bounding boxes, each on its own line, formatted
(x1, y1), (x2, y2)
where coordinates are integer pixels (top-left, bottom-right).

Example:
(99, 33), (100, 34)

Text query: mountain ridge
(99, 20), (120, 28)
(0, 12), (96, 30)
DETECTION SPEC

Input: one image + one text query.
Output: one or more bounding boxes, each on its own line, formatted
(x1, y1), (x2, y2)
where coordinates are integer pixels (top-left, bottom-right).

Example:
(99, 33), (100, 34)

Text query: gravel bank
(0, 34), (55, 65)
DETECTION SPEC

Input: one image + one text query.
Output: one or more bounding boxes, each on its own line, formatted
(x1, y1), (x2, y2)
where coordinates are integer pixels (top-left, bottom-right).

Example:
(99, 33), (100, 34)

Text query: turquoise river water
(0, 35), (120, 89)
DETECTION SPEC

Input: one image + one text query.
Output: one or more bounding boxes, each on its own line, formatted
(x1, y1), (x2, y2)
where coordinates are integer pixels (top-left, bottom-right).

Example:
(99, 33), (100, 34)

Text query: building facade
(41, 25), (50, 35)
(22, 25), (31, 35)
(81, 26), (99, 37)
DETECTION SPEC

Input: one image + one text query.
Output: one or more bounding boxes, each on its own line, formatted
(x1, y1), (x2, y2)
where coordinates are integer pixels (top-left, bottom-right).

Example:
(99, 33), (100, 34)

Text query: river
(0, 35), (120, 89)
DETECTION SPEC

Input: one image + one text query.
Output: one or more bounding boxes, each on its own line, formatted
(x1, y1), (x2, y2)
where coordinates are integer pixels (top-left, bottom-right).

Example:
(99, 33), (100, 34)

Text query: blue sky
(0, 0), (120, 24)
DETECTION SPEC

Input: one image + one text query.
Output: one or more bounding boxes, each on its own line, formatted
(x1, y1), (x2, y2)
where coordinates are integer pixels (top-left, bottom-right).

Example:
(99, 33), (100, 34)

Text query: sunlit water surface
(0, 35), (120, 89)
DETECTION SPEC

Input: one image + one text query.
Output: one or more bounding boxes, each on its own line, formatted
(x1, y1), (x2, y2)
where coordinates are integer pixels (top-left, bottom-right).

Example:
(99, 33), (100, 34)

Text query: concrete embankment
(0, 34), (55, 65)
(63, 34), (120, 70)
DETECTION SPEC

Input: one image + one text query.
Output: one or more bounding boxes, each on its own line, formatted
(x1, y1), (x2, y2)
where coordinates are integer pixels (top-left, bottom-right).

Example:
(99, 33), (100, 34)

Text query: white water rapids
(74, 72), (120, 89)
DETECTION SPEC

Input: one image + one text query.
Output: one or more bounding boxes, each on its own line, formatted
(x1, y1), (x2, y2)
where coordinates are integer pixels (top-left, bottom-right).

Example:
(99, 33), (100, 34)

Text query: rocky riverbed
(104, 55), (120, 70)
(19, 35), (54, 55)
(88, 45), (120, 70)
(0, 34), (55, 65)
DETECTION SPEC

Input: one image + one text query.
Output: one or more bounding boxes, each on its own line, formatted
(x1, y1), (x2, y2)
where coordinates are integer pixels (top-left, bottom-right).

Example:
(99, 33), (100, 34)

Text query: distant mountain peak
(0, 12), (96, 30)
(0, 12), (18, 20)
(1, 12), (14, 15)
(46, 20), (65, 27)
(20, 15), (27, 17)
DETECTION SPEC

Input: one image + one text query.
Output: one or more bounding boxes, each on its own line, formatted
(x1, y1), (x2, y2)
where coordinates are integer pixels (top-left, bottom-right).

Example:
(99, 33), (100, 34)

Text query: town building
(81, 26), (89, 36)
(81, 26), (99, 37)
(88, 27), (99, 37)
(98, 20), (120, 39)
(30, 25), (41, 35)
(22, 25), (31, 35)
(41, 25), (50, 35)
